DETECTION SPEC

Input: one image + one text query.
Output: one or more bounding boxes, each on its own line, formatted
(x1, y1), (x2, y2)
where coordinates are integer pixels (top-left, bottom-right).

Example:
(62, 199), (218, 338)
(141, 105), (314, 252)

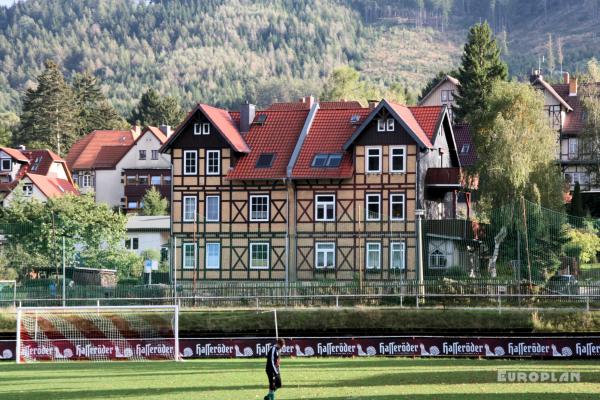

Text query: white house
(125, 215), (170, 258)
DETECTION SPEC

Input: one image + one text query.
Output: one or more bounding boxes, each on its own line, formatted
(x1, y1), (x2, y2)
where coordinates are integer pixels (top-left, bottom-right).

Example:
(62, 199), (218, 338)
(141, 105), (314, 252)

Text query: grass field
(1, 358), (600, 400)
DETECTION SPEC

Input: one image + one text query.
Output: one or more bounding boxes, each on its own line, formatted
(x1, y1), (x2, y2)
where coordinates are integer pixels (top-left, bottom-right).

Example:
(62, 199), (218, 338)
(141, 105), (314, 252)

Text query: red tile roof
(162, 104), (250, 153)
(266, 100), (363, 111)
(227, 109), (310, 179)
(0, 147), (28, 162)
(145, 126), (168, 144)
(386, 101), (434, 148)
(551, 83), (591, 135)
(25, 173), (78, 198)
(453, 123), (477, 167)
(67, 130), (134, 170)
(408, 105), (444, 142)
(292, 107), (370, 179)
(200, 104), (250, 153)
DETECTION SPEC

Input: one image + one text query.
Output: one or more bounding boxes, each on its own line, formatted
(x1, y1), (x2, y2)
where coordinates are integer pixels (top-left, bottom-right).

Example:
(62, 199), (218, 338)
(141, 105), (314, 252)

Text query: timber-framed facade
(161, 97), (461, 282)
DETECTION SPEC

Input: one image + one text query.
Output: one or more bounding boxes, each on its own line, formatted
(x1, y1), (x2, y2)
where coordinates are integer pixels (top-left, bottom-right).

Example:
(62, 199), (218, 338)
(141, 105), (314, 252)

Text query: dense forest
(1, 0), (600, 119)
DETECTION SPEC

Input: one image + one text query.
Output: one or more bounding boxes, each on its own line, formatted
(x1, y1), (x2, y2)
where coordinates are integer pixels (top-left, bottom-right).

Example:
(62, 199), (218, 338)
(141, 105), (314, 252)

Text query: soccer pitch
(1, 358), (600, 400)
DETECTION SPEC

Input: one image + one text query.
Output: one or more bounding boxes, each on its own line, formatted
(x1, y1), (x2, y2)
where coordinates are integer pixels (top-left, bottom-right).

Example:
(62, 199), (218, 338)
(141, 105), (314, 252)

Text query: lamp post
(415, 209), (425, 302)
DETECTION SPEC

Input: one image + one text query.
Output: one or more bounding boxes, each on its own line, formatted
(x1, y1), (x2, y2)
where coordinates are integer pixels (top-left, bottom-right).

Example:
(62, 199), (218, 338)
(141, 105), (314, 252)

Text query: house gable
(353, 106), (420, 147)
(161, 104), (250, 153)
(344, 100), (433, 151)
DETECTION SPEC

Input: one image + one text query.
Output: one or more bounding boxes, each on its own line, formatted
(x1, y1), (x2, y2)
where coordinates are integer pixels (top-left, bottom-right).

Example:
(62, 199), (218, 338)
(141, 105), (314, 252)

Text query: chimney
(131, 125), (142, 140)
(563, 72), (570, 84)
(240, 101), (255, 134)
(530, 69), (542, 83)
(368, 100), (379, 109)
(159, 124), (172, 137)
(569, 77), (578, 96)
(299, 96), (315, 108)
(18, 145), (26, 151)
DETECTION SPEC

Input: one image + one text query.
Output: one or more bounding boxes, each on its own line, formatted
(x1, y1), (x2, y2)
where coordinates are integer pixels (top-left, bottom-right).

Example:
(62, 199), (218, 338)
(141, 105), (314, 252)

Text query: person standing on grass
(264, 338), (285, 400)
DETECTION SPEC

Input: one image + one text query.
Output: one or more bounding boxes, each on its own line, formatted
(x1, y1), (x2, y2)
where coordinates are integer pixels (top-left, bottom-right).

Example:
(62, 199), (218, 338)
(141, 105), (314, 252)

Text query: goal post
(16, 305), (179, 363)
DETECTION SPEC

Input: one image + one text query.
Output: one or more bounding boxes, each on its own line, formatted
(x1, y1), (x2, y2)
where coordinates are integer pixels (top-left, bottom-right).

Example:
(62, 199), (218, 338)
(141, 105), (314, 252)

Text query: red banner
(3, 337), (600, 361)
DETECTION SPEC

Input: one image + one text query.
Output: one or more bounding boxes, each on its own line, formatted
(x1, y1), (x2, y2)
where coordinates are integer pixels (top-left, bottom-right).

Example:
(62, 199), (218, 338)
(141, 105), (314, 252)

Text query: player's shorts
(266, 371), (282, 390)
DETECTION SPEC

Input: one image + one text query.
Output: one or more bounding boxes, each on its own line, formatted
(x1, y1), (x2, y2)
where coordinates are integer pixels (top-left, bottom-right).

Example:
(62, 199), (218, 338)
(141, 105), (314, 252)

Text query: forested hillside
(1, 0), (600, 118)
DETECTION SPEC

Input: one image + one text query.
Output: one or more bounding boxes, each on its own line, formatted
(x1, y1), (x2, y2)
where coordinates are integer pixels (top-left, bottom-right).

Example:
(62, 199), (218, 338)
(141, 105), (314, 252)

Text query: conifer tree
(17, 60), (78, 155)
(130, 89), (184, 127)
(72, 72), (126, 137)
(570, 181), (584, 217)
(141, 187), (168, 216)
(454, 22), (508, 123)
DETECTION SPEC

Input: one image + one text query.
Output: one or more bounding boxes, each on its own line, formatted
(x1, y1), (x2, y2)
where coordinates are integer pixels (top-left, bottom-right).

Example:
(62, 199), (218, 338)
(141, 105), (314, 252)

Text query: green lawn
(1, 358), (600, 399)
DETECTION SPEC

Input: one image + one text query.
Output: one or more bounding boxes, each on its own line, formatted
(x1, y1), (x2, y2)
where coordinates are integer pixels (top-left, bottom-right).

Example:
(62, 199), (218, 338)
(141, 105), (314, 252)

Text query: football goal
(16, 305), (179, 363)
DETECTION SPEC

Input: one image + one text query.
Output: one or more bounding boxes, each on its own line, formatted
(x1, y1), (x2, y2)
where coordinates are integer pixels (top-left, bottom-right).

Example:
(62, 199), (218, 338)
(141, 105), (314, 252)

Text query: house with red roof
(0, 147), (78, 206)
(530, 71), (598, 192)
(161, 96), (464, 282)
(67, 126), (172, 211)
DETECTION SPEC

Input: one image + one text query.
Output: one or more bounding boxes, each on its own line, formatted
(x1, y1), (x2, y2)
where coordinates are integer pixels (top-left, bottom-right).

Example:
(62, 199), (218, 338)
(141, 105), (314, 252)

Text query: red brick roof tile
(26, 173), (79, 198)
(267, 100), (363, 111)
(200, 104), (250, 153)
(387, 101), (434, 148)
(408, 105), (444, 142)
(0, 147), (28, 162)
(453, 123), (477, 167)
(67, 130), (134, 170)
(292, 107), (370, 179)
(227, 109), (310, 179)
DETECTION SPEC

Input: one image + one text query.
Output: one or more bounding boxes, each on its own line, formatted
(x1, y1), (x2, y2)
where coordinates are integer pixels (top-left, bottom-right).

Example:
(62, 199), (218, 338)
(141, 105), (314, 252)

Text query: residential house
(419, 75), (460, 123)
(0, 147), (78, 206)
(161, 97), (462, 282)
(67, 126), (172, 210)
(530, 72), (597, 191)
(125, 215), (170, 258)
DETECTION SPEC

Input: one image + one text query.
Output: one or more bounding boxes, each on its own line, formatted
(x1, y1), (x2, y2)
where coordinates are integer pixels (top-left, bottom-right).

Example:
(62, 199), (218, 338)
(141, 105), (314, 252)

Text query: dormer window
(194, 123), (210, 135)
(0, 158), (12, 171)
(386, 118), (395, 131)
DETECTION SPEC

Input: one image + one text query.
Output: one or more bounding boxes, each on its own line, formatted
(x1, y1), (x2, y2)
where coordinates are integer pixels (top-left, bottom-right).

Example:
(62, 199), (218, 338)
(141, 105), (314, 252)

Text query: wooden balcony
(124, 184), (171, 201)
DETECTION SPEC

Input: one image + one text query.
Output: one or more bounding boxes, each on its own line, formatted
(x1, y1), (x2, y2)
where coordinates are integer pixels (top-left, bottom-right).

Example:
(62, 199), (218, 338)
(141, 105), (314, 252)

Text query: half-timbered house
(161, 97), (460, 283)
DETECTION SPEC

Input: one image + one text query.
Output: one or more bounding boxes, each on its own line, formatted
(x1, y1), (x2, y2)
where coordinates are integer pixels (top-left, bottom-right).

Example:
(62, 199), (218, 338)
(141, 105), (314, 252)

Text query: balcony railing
(124, 184), (170, 199)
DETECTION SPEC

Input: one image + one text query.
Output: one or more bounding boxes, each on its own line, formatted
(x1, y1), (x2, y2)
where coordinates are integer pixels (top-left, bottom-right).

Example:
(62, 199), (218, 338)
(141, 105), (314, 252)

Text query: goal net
(16, 305), (179, 363)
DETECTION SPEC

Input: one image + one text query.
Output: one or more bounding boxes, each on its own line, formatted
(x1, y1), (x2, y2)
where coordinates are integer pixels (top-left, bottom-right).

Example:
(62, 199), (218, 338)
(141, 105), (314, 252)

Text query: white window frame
(390, 242), (406, 270)
(128, 201), (138, 209)
(366, 193), (381, 221)
(377, 119), (385, 132)
(194, 123), (210, 135)
(81, 173), (92, 187)
(205, 242), (220, 270)
(250, 242), (270, 270)
(250, 194), (270, 222)
(389, 146), (406, 173)
(365, 146), (382, 173)
(151, 150), (159, 160)
(315, 194), (336, 222)
(183, 150), (197, 175)
(390, 193), (405, 221)
(0, 158), (11, 171)
(386, 118), (395, 131)
(315, 242), (336, 269)
(568, 138), (579, 159)
(151, 175), (161, 185)
(206, 150), (220, 175)
(182, 195), (197, 222)
(182, 243), (196, 270)
(205, 195), (220, 222)
(366, 242), (381, 270)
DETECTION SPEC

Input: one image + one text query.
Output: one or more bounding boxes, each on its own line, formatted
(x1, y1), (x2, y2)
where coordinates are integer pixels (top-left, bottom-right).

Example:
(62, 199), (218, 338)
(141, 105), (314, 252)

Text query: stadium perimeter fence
(1, 199), (600, 309)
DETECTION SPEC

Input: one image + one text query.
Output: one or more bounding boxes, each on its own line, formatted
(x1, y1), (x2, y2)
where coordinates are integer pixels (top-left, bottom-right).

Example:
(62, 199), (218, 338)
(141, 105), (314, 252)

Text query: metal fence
(1, 198), (600, 308)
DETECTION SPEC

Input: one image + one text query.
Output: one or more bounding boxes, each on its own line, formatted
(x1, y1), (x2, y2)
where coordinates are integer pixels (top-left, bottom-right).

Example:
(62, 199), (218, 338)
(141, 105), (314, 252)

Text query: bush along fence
(1, 198), (600, 307)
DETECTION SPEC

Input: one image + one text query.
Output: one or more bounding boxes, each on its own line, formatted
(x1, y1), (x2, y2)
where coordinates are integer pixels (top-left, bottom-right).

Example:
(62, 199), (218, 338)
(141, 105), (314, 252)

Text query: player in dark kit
(264, 338), (285, 400)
